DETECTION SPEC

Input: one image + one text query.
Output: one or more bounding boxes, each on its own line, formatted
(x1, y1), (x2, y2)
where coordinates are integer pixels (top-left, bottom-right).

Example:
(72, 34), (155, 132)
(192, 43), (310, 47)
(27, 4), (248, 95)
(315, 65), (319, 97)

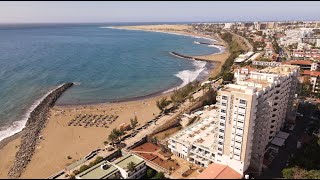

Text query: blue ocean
(0, 23), (220, 141)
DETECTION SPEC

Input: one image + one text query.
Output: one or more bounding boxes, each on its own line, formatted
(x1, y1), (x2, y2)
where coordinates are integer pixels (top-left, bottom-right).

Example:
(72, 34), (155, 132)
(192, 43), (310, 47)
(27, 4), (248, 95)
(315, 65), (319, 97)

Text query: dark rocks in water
(7, 82), (73, 179)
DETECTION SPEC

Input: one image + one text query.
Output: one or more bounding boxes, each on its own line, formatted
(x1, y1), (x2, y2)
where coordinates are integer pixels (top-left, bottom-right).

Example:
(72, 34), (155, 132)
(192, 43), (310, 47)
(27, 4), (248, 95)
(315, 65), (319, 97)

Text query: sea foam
(0, 84), (63, 141)
(163, 60), (207, 93)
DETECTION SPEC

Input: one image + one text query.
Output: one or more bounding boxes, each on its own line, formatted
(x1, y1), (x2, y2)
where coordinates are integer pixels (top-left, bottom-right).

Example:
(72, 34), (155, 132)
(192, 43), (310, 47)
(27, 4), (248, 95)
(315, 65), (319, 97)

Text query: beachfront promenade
(48, 86), (207, 179)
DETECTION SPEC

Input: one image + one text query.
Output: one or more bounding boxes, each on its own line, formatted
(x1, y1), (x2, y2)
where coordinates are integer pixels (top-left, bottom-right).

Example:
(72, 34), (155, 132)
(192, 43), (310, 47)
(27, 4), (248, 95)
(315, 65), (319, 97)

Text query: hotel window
(218, 153), (222, 156)
(237, 120), (244, 124)
(218, 141), (223, 145)
(219, 129), (225, 133)
(219, 135), (224, 139)
(220, 122), (225, 127)
(239, 114), (245, 117)
(222, 95), (228, 100)
(221, 109), (226, 113)
(237, 127), (243, 131)
(222, 102), (227, 106)
(218, 147), (223, 151)
(239, 106), (246, 110)
(240, 99), (246, 105)
(220, 116), (226, 120)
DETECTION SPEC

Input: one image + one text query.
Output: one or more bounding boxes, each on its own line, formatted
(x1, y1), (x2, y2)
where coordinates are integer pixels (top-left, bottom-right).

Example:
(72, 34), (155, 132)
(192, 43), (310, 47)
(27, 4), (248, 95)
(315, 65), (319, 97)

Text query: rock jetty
(170, 51), (218, 63)
(7, 82), (74, 179)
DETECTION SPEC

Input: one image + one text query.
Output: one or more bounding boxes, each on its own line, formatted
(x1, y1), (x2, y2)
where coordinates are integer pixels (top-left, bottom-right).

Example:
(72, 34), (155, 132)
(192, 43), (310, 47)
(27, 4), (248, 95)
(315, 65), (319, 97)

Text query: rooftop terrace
(113, 154), (144, 170)
(76, 161), (118, 179)
(170, 109), (218, 150)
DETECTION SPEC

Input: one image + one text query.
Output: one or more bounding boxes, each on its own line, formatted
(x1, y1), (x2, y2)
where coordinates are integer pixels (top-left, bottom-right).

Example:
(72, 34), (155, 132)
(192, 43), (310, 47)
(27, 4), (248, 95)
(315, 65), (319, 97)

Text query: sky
(0, 1), (320, 23)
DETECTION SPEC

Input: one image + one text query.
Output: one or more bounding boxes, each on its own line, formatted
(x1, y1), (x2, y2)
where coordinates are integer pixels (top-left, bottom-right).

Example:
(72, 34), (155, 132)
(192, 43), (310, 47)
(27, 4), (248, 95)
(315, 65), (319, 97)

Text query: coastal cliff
(7, 83), (74, 179)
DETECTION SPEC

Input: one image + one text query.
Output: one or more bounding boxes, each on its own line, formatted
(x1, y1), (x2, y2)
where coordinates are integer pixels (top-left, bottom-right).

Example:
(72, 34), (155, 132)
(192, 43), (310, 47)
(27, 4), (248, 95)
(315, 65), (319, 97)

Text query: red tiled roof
(287, 60), (312, 65)
(301, 70), (320, 77)
(196, 163), (242, 179)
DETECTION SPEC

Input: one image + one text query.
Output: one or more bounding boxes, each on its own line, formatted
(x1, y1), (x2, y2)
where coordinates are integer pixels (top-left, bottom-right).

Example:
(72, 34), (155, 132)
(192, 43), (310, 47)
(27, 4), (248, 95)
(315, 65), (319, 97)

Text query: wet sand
(0, 24), (230, 178)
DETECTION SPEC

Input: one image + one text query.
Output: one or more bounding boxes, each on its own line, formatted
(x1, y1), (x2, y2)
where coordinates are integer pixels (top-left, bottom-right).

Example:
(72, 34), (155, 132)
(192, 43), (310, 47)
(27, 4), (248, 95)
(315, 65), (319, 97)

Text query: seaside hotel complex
(168, 64), (300, 176)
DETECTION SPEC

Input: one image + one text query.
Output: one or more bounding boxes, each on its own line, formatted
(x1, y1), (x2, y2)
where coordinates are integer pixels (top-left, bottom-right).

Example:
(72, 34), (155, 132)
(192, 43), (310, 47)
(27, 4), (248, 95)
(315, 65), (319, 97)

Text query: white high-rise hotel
(168, 65), (299, 175)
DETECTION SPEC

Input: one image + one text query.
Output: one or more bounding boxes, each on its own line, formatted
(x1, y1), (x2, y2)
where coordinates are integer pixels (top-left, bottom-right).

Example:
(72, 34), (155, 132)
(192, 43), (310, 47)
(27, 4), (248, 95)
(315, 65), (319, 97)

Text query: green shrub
(72, 170), (80, 175)
(79, 165), (89, 172)
(94, 156), (104, 164)
(146, 168), (156, 179)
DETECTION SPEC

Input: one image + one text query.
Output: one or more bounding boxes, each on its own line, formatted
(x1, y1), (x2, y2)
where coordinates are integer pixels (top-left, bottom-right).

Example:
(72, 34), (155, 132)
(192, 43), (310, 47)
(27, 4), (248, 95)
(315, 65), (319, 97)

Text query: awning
(271, 137), (285, 147)
(276, 131), (290, 140)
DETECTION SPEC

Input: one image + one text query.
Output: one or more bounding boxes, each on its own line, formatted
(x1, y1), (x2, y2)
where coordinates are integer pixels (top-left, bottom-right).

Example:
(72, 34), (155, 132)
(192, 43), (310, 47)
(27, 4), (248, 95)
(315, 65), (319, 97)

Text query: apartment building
(233, 65), (299, 174)
(168, 109), (219, 167)
(283, 60), (319, 71)
(168, 65), (299, 176)
(292, 49), (320, 59)
(300, 70), (320, 93)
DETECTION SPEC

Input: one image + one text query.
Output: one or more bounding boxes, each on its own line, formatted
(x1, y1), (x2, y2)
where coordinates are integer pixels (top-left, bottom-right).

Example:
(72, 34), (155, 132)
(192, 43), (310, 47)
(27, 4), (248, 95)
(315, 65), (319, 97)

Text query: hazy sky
(0, 1), (320, 23)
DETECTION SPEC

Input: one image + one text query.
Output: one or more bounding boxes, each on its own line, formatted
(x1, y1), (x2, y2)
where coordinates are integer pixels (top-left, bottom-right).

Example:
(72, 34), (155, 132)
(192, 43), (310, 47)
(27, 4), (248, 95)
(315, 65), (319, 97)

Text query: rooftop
(170, 109), (218, 150)
(113, 154), (144, 170)
(76, 161), (119, 179)
(196, 163), (242, 179)
(301, 70), (320, 77)
(286, 60), (313, 65)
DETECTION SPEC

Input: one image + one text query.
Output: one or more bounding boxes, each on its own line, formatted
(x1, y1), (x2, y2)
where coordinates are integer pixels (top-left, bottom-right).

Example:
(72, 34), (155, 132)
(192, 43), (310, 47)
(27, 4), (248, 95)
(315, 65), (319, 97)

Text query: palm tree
(156, 97), (171, 112)
(108, 132), (117, 147)
(127, 161), (136, 172)
(130, 116), (138, 129)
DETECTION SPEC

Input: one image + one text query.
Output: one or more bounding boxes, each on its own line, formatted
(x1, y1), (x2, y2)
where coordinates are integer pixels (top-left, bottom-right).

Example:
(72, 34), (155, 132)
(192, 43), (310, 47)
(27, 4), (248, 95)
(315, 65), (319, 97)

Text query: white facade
(168, 65), (299, 176)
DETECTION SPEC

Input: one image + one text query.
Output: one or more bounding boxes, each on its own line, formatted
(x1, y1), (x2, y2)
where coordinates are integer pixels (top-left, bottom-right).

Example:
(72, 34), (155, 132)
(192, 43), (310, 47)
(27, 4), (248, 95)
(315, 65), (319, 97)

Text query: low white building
(76, 154), (146, 179)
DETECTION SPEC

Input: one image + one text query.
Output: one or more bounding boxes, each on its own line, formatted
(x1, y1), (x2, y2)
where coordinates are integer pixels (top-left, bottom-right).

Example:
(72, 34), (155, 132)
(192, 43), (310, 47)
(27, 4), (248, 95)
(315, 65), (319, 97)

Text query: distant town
(3, 21), (320, 180)
(48, 21), (320, 179)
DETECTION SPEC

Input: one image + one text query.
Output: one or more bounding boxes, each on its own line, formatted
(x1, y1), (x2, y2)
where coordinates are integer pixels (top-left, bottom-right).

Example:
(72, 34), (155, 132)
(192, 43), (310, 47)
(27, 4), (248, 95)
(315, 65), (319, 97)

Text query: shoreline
(7, 83), (74, 178)
(56, 60), (215, 107)
(0, 23), (228, 177)
(0, 25), (218, 145)
(104, 26), (220, 44)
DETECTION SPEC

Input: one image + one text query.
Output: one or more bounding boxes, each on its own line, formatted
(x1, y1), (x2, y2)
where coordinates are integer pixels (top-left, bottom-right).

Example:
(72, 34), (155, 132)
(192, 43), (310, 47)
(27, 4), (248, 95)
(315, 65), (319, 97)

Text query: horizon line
(0, 19), (320, 25)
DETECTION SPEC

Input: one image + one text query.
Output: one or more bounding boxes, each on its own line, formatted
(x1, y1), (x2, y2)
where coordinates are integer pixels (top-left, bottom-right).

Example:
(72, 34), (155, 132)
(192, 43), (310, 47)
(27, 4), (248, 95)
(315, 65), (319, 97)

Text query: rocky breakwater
(7, 82), (74, 179)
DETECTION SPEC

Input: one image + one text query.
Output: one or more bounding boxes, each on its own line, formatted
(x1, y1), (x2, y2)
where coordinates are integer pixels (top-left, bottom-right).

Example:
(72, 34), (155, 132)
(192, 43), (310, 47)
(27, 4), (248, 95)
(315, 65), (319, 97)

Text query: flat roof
(113, 154), (144, 170)
(196, 163), (242, 179)
(76, 161), (119, 179)
(248, 52), (261, 61)
(170, 109), (218, 150)
(235, 57), (247, 63)
(271, 137), (285, 147)
(276, 131), (290, 140)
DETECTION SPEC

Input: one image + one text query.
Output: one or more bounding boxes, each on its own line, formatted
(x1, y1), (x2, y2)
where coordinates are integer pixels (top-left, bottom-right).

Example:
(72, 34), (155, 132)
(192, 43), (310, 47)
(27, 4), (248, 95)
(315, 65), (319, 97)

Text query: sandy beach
(22, 95), (164, 178)
(0, 24), (230, 178)
(112, 24), (230, 78)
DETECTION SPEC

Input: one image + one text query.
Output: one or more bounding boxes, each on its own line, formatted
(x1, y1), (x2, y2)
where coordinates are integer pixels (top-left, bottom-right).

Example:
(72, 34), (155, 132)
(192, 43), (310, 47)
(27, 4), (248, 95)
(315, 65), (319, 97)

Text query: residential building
(76, 154), (147, 179)
(283, 60), (320, 71)
(168, 65), (300, 176)
(300, 70), (320, 93)
(291, 49), (320, 59)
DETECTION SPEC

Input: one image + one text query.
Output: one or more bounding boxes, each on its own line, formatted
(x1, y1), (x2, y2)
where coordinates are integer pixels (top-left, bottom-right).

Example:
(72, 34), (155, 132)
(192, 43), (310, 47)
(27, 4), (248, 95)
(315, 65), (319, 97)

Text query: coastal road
(123, 88), (205, 148)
